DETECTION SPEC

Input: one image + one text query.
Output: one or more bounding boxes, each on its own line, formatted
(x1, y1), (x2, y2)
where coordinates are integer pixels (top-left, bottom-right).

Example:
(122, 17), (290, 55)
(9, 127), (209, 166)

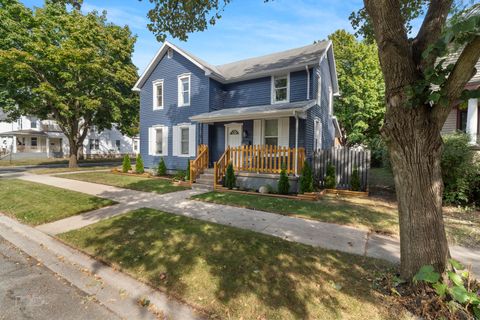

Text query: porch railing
(190, 144), (209, 183)
(17, 145), (47, 153)
(214, 145), (305, 187)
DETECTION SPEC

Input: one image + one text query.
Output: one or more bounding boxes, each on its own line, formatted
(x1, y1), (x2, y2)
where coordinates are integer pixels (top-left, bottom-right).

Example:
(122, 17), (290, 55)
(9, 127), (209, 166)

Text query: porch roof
(0, 129), (47, 137)
(190, 100), (317, 123)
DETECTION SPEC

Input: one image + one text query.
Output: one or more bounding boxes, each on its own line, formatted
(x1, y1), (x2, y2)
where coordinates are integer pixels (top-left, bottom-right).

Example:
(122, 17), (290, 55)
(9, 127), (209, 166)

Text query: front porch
(190, 144), (305, 190)
(0, 130), (64, 158)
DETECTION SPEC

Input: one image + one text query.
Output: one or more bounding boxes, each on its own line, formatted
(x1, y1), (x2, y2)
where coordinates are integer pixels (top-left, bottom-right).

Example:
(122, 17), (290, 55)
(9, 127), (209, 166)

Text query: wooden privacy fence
(214, 145), (305, 187)
(313, 147), (371, 191)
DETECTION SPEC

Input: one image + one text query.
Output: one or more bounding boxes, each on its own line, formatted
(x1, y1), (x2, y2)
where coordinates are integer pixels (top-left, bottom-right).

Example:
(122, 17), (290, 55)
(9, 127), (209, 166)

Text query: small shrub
(299, 160), (313, 194)
(278, 164), (290, 195)
(135, 154), (144, 174)
(225, 162), (236, 189)
(412, 259), (480, 319)
(185, 161), (191, 181)
(324, 163), (336, 189)
(174, 170), (186, 181)
(122, 155), (131, 173)
(157, 158), (167, 176)
(441, 133), (479, 205)
(350, 166), (361, 191)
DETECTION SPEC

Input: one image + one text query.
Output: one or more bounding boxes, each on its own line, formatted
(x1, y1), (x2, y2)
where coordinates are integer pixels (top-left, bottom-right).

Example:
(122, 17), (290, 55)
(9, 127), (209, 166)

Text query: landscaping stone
(259, 185), (270, 194)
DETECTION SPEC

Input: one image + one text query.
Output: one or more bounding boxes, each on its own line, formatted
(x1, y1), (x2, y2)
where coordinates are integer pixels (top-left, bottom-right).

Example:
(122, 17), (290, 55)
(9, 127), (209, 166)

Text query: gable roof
(133, 40), (338, 92)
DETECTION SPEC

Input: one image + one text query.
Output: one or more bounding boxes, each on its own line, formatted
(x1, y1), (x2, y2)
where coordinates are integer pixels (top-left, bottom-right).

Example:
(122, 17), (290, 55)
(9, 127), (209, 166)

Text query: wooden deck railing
(214, 145), (305, 187)
(190, 144), (209, 183)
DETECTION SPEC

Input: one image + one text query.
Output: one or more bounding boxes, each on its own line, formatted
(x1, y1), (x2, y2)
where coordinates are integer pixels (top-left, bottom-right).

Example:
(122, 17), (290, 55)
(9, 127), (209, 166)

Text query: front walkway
(17, 173), (480, 276)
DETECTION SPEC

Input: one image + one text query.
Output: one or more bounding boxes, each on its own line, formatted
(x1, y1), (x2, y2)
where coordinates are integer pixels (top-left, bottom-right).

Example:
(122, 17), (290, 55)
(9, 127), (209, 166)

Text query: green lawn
(192, 191), (480, 249)
(28, 165), (115, 175)
(0, 157), (127, 167)
(57, 172), (188, 194)
(59, 208), (407, 320)
(193, 191), (400, 235)
(0, 179), (114, 225)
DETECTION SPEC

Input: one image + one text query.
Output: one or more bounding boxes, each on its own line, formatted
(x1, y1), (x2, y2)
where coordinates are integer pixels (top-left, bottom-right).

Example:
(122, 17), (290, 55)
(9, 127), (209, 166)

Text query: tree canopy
(0, 0), (139, 166)
(328, 30), (385, 146)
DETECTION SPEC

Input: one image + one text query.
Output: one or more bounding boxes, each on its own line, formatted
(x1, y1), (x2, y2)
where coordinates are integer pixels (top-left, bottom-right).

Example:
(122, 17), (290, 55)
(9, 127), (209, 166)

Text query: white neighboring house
(0, 112), (139, 159)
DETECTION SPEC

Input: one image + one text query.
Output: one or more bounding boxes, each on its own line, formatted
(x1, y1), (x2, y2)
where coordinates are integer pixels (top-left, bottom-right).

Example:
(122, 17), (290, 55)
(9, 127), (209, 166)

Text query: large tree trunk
(384, 103), (450, 279)
(68, 137), (80, 168)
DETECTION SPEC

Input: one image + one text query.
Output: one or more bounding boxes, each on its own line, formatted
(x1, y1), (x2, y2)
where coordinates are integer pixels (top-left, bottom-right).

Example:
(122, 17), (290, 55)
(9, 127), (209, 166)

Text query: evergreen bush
(225, 162), (236, 189)
(278, 164), (290, 194)
(122, 154), (131, 173)
(135, 154), (144, 174)
(324, 163), (336, 189)
(157, 158), (167, 176)
(185, 161), (191, 181)
(299, 160), (314, 193)
(351, 166), (361, 191)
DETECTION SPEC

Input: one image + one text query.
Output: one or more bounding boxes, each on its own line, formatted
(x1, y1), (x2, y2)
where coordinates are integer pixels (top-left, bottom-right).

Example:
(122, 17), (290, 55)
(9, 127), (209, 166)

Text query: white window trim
(253, 118), (289, 147)
(271, 73), (290, 104)
(177, 73), (191, 107)
(314, 117), (323, 151)
(173, 123), (196, 157)
(153, 79), (164, 110)
(149, 125), (168, 156)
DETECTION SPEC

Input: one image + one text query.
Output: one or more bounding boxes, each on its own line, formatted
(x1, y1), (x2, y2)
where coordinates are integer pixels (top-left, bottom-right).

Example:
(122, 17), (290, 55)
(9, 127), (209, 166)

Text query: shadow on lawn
(70, 208), (394, 319)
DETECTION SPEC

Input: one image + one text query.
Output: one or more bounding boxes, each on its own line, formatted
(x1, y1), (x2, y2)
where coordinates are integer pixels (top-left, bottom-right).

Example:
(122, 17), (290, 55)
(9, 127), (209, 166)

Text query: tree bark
(68, 138), (79, 168)
(383, 104), (450, 279)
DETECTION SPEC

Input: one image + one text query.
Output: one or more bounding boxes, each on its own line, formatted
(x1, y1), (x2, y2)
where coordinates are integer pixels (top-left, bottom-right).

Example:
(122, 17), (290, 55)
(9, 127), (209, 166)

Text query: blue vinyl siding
(223, 77), (271, 108)
(290, 69), (313, 102)
(139, 50), (210, 170)
(209, 79), (224, 111)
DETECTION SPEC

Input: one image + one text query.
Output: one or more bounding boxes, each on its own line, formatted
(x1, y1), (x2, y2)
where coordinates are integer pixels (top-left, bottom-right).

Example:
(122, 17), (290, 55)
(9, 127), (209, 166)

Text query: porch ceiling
(190, 100), (316, 123)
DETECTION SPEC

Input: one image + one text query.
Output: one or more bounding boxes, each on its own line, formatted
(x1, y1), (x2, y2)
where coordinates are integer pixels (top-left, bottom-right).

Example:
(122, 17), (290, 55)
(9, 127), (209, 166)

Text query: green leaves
(449, 259), (465, 271)
(413, 265), (440, 284)
(447, 271), (464, 287)
(449, 285), (469, 304)
(0, 1), (139, 163)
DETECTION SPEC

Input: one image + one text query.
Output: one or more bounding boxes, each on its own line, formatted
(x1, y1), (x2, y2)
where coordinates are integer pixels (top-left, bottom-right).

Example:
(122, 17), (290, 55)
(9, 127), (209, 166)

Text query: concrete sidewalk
(19, 173), (480, 276)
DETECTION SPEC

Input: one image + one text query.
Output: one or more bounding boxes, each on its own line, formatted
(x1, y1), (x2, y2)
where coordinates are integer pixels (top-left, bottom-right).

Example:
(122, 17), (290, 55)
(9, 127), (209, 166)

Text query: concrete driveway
(0, 237), (118, 320)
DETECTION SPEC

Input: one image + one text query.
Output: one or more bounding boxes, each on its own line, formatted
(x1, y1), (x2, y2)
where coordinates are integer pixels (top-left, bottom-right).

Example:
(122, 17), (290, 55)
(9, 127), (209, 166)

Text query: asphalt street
(0, 237), (119, 320)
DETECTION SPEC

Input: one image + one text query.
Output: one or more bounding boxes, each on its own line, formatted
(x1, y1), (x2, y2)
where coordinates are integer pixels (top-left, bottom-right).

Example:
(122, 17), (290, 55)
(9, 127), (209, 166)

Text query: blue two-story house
(133, 41), (341, 189)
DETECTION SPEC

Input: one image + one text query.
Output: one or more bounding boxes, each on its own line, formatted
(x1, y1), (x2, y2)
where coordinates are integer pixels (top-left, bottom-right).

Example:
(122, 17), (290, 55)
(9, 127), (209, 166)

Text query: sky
(20, 0), (414, 75)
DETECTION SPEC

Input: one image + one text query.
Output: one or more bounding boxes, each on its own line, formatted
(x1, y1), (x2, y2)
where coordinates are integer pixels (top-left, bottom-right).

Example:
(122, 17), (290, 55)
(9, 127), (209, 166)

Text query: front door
(225, 123), (242, 148)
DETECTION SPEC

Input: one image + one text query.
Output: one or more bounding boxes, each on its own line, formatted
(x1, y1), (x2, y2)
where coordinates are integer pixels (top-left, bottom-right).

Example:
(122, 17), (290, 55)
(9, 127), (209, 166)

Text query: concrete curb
(0, 214), (203, 320)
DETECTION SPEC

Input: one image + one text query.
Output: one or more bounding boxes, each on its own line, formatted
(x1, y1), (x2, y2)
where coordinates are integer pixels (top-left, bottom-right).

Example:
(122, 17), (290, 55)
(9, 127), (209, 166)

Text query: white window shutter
(189, 124), (196, 156)
(278, 117), (290, 147)
(172, 126), (179, 156)
(148, 127), (155, 155)
(162, 126), (169, 156)
(253, 120), (262, 145)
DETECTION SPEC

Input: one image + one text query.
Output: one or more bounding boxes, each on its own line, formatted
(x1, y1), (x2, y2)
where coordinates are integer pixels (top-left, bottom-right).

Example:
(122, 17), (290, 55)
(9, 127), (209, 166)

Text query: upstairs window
(272, 74), (289, 104)
(153, 80), (164, 110)
(178, 74), (191, 107)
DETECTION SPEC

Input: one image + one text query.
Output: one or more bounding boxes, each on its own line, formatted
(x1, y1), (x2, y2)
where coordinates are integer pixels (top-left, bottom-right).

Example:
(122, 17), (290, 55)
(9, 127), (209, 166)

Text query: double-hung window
(180, 127), (189, 155)
(153, 80), (164, 110)
(178, 74), (191, 107)
(155, 128), (163, 154)
(272, 74), (289, 103)
(264, 119), (279, 146)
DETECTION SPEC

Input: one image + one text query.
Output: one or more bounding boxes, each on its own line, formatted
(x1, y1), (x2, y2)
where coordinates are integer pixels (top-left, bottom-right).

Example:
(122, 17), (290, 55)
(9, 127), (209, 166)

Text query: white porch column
(12, 135), (16, 153)
(46, 136), (50, 157)
(466, 98), (478, 145)
(294, 114), (299, 176)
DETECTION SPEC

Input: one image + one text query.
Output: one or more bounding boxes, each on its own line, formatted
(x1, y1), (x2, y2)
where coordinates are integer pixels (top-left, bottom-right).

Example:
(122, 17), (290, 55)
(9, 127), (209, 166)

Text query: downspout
(305, 65), (310, 100)
(294, 111), (299, 177)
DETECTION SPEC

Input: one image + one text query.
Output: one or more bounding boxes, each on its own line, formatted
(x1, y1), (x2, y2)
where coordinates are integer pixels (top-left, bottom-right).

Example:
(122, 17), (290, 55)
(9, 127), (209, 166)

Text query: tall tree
(0, 0), (138, 167)
(328, 30), (385, 145)
(141, 0), (480, 280)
